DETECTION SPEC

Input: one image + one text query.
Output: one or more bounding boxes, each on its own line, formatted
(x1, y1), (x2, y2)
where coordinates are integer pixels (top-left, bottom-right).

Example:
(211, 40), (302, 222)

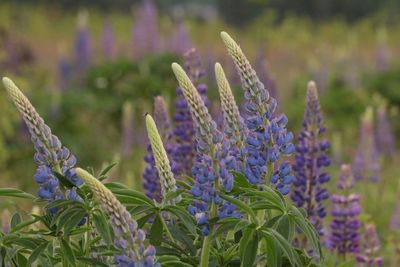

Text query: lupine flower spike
(75, 168), (159, 267)
(172, 49), (208, 177)
(356, 223), (384, 266)
(101, 19), (116, 60)
(2, 77), (82, 207)
(172, 63), (238, 233)
(221, 31), (294, 194)
(329, 164), (361, 258)
(375, 104), (396, 157)
(145, 114), (179, 204)
(215, 62), (248, 171)
(291, 81), (330, 237)
(75, 10), (91, 74)
(353, 107), (381, 182)
(143, 97), (175, 202)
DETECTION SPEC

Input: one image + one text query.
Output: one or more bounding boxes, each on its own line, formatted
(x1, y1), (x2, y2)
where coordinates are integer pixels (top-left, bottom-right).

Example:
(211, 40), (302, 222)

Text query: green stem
(200, 234), (213, 267)
(160, 215), (175, 243)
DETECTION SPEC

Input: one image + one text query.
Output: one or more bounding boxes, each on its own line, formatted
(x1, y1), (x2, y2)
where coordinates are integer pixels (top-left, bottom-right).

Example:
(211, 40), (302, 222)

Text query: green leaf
(264, 234), (278, 267)
(53, 172), (75, 189)
(163, 206), (196, 235)
(0, 188), (36, 199)
(111, 189), (155, 207)
(28, 241), (48, 266)
(16, 252), (28, 267)
(233, 172), (253, 189)
(163, 189), (184, 203)
(240, 229), (259, 267)
(77, 256), (109, 267)
(168, 224), (196, 256)
(149, 214), (164, 246)
(99, 162), (118, 177)
(11, 212), (22, 229)
(289, 206), (322, 259)
(243, 188), (286, 212)
(220, 194), (257, 223)
(93, 210), (113, 247)
(60, 238), (76, 267)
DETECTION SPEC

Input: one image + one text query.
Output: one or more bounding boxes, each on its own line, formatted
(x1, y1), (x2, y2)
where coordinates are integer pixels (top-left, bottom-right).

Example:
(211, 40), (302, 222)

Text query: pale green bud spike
(145, 114), (179, 204)
(171, 62), (214, 142)
(2, 77), (46, 137)
(215, 63), (247, 148)
(220, 31), (269, 115)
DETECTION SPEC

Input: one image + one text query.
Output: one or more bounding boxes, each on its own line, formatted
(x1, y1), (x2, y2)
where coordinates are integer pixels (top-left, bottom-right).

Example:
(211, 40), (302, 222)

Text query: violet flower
(356, 224), (384, 267)
(329, 164), (361, 257)
(375, 105), (395, 157)
(291, 81), (330, 236)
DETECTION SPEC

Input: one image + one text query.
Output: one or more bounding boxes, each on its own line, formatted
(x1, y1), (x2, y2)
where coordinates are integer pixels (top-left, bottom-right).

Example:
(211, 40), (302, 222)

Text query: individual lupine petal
(375, 104), (395, 156)
(215, 62), (248, 171)
(356, 224), (383, 266)
(329, 164), (361, 257)
(75, 168), (159, 267)
(291, 81), (330, 238)
(353, 107), (381, 182)
(220, 32), (294, 191)
(145, 114), (179, 204)
(2, 77), (82, 199)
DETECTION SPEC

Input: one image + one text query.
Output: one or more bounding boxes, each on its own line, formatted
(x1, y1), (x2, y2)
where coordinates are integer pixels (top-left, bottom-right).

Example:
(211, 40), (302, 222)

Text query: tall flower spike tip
(220, 32), (294, 194)
(153, 96), (172, 140)
(215, 62), (248, 170)
(2, 77), (81, 204)
(292, 81), (330, 238)
(172, 63), (238, 234)
(75, 168), (159, 267)
(145, 114), (179, 204)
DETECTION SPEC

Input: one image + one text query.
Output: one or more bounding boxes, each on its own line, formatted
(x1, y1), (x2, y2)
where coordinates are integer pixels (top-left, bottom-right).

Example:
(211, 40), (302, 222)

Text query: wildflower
(75, 168), (159, 267)
(101, 19), (116, 60)
(170, 18), (191, 55)
(172, 48), (208, 177)
(329, 164), (361, 256)
(353, 107), (381, 182)
(132, 0), (160, 59)
(221, 32), (294, 194)
(215, 62), (248, 171)
(356, 224), (384, 266)
(145, 114), (179, 204)
(172, 62), (237, 234)
(75, 10), (91, 73)
(2, 78), (82, 206)
(375, 104), (395, 156)
(291, 81), (330, 236)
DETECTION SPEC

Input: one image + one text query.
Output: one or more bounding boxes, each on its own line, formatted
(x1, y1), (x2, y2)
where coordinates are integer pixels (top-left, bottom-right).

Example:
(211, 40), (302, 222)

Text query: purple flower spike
(74, 11), (92, 74)
(101, 19), (116, 60)
(328, 164), (361, 258)
(353, 107), (381, 182)
(291, 81), (330, 236)
(170, 18), (191, 55)
(356, 224), (383, 267)
(375, 105), (395, 157)
(172, 49), (208, 178)
(143, 96), (174, 202)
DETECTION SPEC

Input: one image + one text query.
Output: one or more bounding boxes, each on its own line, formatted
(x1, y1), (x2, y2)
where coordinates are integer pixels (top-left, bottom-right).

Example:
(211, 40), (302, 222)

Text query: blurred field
(0, 1), (399, 265)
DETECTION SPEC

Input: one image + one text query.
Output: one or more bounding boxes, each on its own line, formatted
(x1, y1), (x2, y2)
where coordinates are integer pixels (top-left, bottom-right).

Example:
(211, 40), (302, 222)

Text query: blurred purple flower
(291, 81), (330, 236)
(101, 19), (116, 60)
(375, 105), (395, 157)
(170, 19), (191, 55)
(353, 108), (381, 182)
(328, 164), (361, 257)
(132, 0), (160, 59)
(356, 224), (384, 267)
(74, 11), (92, 74)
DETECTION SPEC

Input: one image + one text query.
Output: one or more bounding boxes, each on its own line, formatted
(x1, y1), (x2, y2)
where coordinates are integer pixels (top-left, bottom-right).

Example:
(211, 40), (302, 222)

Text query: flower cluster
(353, 107), (381, 182)
(143, 97), (174, 201)
(132, 0), (160, 59)
(375, 104), (396, 157)
(75, 11), (92, 73)
(145, 114), (179, 205)
(356, 224), (384, 266)
(329, 164), (361, 256)
(76, 168), (159, 267)
(221, 32), (294, 194)
(291, 81), (330, 236)
(172, 62), (237, 235)
(2, 78), (82, 208)
(215, 62), (248, 171)
(172, 48), (208, 177)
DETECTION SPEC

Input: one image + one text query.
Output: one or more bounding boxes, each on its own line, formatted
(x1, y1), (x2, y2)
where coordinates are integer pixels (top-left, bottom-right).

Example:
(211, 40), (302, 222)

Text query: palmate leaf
(163, 205), (196, 235)
(220, 194), (257, 223)
(109, 187), (156, 207)
(239, 225), (259, 267)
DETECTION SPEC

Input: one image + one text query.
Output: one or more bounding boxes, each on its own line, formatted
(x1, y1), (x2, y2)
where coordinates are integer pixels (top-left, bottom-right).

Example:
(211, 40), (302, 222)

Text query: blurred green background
(0, 0), (399, 264)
